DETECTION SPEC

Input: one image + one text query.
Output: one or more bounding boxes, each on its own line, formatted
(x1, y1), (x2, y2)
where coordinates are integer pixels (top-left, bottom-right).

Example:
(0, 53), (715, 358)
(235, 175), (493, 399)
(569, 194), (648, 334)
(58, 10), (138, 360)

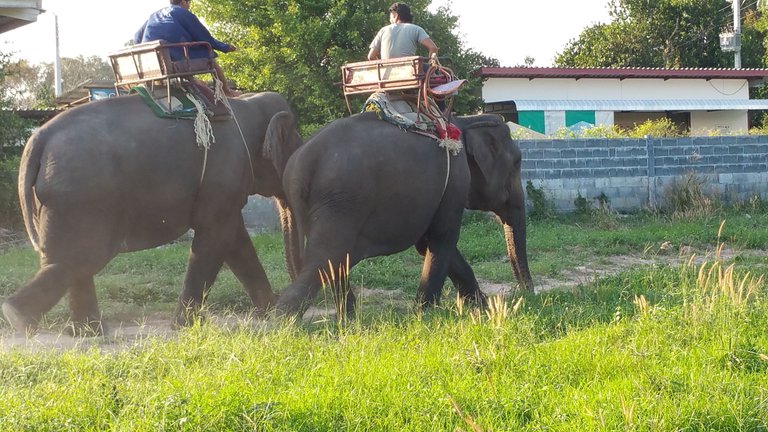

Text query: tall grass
(0, 211), (767, 430)
(0, 245), (766, 430)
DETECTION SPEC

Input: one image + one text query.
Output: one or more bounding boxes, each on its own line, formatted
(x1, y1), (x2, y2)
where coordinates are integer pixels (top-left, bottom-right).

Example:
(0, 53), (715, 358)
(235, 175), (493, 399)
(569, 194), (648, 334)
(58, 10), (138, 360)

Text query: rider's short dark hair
(389, 3), (413, 23)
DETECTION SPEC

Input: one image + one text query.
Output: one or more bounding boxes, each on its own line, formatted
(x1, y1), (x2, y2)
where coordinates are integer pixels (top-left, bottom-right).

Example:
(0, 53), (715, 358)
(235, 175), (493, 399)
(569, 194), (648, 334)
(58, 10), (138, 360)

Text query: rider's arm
(133, 21), (147, 44)
(174, 8), (233, 53)
(420, 37), (438, 59)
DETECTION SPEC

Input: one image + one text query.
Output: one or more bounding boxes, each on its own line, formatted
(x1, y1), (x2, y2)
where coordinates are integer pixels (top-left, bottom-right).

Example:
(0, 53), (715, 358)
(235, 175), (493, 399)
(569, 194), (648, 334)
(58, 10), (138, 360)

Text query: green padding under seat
(131, 85), (201, 119)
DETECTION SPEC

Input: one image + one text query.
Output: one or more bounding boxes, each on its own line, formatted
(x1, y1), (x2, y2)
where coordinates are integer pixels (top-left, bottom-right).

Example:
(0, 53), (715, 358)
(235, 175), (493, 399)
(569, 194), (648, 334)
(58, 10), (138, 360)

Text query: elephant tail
(17, 131), (45, 252)
(275, 197), (303, 282)
(262, 111), (303, 180)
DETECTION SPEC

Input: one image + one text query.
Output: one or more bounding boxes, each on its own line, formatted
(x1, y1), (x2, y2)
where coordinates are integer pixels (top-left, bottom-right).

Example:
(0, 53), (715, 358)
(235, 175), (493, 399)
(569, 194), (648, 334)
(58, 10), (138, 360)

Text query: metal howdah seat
(108, 40), (217, 92)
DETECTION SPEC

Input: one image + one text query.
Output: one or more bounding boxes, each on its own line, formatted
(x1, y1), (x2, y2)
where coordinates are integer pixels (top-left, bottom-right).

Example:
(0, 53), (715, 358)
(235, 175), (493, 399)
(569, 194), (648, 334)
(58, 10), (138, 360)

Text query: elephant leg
(277, 256), (358, 316)
(417, 248), (450, 307)
(174, 229), (228, 328)
(276, 226), (362, 317)
(417, 237), (459, 307)
(3, 263), (77, 334)
(224, 218), (276, 316)
(445, 249), (487, 307)
(415, 210), (464, 307)
(415, 238), (486, 307)
(66, 275), (106, 336)
(3, 206), (116, 335)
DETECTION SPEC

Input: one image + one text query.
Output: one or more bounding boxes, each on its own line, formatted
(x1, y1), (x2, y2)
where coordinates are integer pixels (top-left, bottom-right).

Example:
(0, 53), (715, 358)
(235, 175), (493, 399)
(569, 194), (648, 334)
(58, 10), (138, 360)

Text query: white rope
(441, 146), (450, 197)
(213, 78), (256, 185)
(188, 94), (214, 184)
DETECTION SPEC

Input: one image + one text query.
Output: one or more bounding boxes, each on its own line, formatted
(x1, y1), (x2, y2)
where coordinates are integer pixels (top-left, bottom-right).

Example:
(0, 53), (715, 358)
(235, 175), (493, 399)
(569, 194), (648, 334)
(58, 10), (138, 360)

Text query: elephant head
(456, 114), (534, 292)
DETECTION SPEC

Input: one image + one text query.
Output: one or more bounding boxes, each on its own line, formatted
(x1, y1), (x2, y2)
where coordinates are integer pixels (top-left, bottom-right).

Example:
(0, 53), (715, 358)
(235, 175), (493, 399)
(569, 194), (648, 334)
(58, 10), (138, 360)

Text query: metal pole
(54, 13), (62, 97)
(733, 0), (742, 69)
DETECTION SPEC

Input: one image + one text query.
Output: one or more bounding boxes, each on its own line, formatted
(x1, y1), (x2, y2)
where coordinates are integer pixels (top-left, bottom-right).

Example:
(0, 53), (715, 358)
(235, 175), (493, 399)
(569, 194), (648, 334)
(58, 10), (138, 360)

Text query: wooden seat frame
(108, 41), (218, 102)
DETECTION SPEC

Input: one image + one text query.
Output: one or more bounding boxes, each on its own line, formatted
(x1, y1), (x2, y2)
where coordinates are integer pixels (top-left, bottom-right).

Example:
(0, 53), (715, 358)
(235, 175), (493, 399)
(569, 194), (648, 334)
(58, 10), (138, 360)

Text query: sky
(0, 0), (612, 67)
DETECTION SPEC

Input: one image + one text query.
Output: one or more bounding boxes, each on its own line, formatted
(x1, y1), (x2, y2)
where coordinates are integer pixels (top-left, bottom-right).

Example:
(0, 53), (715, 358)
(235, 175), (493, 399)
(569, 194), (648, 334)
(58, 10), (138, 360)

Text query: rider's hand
(429, 52), (438, 66)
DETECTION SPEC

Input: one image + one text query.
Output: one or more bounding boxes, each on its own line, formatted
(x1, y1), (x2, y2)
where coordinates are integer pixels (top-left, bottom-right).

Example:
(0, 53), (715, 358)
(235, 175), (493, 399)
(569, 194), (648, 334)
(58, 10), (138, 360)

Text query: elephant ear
(263, 111), (302, 179)
(463, 121), (504, 183)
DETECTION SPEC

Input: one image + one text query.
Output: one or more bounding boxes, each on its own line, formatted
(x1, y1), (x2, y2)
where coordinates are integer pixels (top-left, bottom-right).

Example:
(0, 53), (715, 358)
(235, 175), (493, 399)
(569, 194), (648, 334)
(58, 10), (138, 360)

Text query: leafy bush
(514, 118), (689, 139)
(626, 117), (684, 138)
(660, 172), (716, 220)
(0, 155), (21, 228)
(573, 192), (591, 215)
(525, 180), (555, 220)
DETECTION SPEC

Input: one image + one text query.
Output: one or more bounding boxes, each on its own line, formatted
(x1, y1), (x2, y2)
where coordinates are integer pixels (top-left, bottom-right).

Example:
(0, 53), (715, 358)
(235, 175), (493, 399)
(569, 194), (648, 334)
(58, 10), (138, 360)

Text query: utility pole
(733, 0), (741, 69)
(720, 0), (742, 69)
(54, 13), (62, 97)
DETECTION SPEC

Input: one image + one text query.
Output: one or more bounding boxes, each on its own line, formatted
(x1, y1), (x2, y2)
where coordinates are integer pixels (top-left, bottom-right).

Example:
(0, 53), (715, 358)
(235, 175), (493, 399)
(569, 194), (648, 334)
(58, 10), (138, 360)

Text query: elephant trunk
(502, 219), (534, 293)
(275, 197), (301, 282)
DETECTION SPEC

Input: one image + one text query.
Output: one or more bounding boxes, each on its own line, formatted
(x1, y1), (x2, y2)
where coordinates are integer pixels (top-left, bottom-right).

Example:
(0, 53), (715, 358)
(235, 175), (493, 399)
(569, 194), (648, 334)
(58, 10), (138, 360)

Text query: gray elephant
(277, 112), (532, 315)
(2, 92), (303, 334)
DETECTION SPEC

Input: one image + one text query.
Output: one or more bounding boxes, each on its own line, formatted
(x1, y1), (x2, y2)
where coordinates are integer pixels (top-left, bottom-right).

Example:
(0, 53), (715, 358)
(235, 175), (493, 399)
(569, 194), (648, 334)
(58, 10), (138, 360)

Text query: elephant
(2, 91), (303, 335)
(276, 112), (533, 315)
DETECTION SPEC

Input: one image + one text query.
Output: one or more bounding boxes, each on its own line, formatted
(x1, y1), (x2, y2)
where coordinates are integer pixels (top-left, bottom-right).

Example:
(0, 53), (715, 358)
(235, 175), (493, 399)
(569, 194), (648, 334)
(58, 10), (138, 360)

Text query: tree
(556, 0), (766, 69)
(0, 52), (34, 155)
(2, 55), (113, 109)
(2, 59), (52, 109)
(194, 0), (497, 130)
(0, 51), (35, 228)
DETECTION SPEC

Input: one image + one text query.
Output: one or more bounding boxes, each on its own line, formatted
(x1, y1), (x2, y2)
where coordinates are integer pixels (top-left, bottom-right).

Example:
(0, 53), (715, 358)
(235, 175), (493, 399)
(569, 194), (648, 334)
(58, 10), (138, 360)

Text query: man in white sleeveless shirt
(368, 2), (438, 60)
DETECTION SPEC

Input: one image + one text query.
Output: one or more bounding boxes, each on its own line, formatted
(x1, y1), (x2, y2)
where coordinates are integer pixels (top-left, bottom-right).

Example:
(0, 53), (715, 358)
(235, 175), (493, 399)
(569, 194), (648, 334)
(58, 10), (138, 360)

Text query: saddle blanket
(363, 92), (462, 155)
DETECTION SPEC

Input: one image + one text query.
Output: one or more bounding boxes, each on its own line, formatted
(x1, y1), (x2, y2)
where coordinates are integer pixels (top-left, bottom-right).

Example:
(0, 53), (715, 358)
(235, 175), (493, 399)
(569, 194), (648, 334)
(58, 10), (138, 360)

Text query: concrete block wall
(518, 136), (768, 212)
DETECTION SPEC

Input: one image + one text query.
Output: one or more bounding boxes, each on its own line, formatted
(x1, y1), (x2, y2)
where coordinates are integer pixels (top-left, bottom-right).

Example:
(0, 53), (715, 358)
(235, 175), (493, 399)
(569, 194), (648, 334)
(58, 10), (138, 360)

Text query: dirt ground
(1, 245), (764, 353)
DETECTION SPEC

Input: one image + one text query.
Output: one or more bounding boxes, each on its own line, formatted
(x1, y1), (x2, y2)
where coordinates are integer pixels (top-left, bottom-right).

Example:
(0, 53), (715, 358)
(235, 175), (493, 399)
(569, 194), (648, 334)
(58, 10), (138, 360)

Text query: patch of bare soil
(2, 246), (766, 352)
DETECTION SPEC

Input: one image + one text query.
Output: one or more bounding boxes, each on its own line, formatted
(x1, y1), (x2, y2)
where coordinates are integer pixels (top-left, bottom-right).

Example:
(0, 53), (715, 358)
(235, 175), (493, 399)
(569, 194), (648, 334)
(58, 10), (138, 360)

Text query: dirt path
(2, 246), (764, 352)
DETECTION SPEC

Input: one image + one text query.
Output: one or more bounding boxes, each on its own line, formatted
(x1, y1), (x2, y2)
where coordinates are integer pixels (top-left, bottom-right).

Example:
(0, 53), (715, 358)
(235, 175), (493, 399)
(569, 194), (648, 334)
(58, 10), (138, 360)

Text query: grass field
(0, 206), (767, 431)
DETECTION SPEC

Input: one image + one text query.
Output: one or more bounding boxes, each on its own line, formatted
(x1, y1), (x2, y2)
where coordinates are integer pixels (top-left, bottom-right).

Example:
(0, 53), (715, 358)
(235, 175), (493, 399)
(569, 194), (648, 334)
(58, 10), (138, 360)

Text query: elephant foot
(64, 319), (108, 338)
(2, 300), (39, 336)
(274, 286), (312, 318)
(251, 292), (279, 318)
(461, 290), (488, 309)
(417, 292), (441, 310)
(172, 304), (207, 329)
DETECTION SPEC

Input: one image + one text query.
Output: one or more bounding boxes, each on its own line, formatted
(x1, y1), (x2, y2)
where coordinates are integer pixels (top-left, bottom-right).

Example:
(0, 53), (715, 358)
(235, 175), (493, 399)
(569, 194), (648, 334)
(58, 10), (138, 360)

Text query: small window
(518, 111), (545, 134)
(565, 111), (596, 127)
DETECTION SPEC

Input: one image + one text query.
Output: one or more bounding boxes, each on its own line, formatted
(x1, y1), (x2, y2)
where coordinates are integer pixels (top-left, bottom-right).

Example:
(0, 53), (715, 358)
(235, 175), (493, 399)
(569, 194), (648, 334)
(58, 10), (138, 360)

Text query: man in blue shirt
(135, 0), (240, 97)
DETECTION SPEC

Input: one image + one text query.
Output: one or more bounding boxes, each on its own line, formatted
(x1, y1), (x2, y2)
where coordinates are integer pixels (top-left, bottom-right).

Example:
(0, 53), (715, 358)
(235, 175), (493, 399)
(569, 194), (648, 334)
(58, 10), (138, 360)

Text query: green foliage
(194, 0), (497, 128)
(572, 192), (620, 230)
(1, 55), (112, 109)
(0, 52), (35, 228)
(660, 172), (716, 220)
(0, 111), (33, 156)
(0, 156), (21, 228)
(525, 180), (555, 221)
(573, 192), (591, 215)
(556, 0), (766, 69)
(625, 117), (684, 138)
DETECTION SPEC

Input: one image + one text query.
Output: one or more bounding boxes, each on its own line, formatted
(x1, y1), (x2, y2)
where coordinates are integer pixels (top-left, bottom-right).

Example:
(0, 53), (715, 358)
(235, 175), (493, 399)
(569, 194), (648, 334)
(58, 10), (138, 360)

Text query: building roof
(476, 67), (768, 82)
(54, 79), (116, 108)
(506, 99), (768, 112)
(0, 0), (44, 34)
(12, 108), (61, 122)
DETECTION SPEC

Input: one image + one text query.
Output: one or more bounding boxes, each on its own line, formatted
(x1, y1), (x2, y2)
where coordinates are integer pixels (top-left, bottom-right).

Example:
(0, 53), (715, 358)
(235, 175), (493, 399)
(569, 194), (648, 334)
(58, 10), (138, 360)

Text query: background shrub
(0, 155), (21, 228)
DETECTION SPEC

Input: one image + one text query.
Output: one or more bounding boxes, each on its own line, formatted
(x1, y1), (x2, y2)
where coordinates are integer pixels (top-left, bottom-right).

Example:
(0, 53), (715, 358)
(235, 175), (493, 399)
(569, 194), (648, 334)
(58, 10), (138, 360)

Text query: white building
(477, 67), (768, 136)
